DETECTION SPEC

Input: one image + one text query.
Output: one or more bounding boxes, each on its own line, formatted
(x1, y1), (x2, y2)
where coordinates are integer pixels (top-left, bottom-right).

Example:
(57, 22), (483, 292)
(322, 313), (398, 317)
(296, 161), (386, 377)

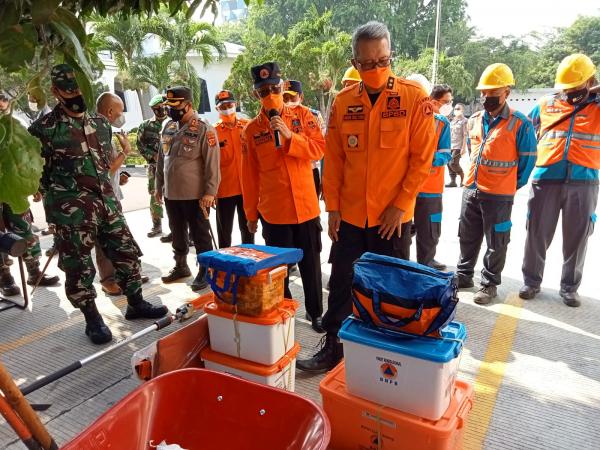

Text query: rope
(375, 403), (387, 450)
(278, 307), (294, 391)
(232, 304), (241, 358)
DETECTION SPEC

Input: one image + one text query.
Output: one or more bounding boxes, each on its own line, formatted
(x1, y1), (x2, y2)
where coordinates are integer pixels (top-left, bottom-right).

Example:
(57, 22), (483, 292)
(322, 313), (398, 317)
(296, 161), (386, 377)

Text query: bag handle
(207, 269), (241, 304)
(372, 291), (424, 328)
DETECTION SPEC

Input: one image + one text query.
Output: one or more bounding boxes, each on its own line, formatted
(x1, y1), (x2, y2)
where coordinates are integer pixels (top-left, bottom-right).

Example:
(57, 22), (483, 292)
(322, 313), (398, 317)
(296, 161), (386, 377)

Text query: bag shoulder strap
(538, 100), (592, 141)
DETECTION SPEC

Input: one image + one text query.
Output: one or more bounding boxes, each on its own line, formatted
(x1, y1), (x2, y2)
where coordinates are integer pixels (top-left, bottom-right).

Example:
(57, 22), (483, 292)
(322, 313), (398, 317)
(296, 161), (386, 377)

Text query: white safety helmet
(406, 73), (432, 96)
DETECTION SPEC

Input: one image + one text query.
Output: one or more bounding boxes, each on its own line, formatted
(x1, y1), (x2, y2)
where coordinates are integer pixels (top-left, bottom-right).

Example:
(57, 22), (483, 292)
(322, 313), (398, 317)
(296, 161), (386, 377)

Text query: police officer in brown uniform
(156, 86), (221, 291)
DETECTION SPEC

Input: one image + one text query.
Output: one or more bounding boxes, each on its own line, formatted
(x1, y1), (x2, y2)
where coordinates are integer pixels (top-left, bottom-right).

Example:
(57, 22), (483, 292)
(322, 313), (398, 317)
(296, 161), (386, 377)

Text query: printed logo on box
(376, 357), (401, 387)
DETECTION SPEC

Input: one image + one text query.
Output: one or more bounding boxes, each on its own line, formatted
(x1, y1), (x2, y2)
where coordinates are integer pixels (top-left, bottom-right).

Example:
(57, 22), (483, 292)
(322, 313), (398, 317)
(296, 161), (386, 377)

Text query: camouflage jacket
(28, 105), (117, 224)
(136, 117), (164, 164)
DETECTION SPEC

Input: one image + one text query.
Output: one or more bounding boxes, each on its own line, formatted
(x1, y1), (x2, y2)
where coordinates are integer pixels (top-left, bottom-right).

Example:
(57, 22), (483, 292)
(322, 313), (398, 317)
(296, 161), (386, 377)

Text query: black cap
(284, 80), (303, 95)
(164, 86), (193, 106)
(215, 89), (236, 106)
(251, 62), (282, 89)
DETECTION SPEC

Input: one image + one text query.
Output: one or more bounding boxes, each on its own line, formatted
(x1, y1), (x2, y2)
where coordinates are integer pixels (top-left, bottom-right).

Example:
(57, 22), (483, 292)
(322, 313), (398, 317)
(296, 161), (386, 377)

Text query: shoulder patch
(419, 97), (433, 117)
(207, 130), (217, 147)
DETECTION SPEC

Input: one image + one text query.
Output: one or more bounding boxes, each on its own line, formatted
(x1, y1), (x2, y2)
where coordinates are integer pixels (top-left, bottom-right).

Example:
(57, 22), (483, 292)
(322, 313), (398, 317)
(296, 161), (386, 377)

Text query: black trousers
(165, 199), (213, 260)
(393, 196), (442, 265)
(216, 195), (254, 248)
(313, 167), (321, 198)
(323, 221), (398, 335)
(456, 189), (513, 286)
(261, 217), (323, 319)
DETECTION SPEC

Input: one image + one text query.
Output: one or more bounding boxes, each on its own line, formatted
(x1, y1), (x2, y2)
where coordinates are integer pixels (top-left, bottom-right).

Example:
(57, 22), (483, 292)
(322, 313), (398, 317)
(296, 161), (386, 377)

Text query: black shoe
(312, 316), (325, 333)
(160, 233), (173, 243)
(427, 259), (447, 271)
(161, 263), (191, 283)
(519, 285), (540, 300)
(456, 275), (474, 289)
(141, 275), (150, 284)
(125, 294), (169, 320)
(445, 180), (458, 188)
(474, 285), (498, 305)
(26, 271), (59, 287)
(0, 280), (21, 296)
(559, 290), (581, 307)
(289, 264), (298, 274)
(297, 333), (343, 374)
(191, 270), (208, 292)
(80, 302), (113, 345)
(147, 219), (162, 238)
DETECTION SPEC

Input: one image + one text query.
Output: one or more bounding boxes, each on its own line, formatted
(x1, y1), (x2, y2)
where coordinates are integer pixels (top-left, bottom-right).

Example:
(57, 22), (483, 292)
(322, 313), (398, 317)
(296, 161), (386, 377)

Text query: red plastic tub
(62, 368), (330, 450)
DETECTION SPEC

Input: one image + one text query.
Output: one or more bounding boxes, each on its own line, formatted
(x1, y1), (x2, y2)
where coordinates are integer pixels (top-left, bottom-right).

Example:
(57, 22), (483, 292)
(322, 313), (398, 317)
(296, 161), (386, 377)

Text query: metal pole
(431, 0), (442, 85)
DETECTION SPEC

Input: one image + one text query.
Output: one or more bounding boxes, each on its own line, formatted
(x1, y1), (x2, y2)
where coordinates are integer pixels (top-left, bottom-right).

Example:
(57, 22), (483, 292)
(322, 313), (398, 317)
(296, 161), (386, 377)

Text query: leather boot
(161, 255), (191, 283)
(125, 292), (169, 320)
(80, 301), (112, 345)
(160, 233), (173, 243)
(445, 174), (458, 187)
(0, 267), (21, 296)
(147, 218), (162, 238)
(26, 259), (59, 287)
(297, 333), (343, 373)
(191, 266), (208, 292)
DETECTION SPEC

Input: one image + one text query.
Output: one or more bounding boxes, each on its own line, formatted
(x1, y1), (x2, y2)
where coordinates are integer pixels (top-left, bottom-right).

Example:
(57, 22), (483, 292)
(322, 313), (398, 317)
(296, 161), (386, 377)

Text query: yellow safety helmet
(476, 63), (515, 90)
(554, 53), (596, 90)
(342, 66), (361, 82)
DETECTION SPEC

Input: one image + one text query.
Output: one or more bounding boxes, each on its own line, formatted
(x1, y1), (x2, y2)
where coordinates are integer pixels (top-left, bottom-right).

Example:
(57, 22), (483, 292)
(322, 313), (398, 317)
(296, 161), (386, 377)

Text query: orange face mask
(360, 66), (393, 90)
(261, 93), (284, 112)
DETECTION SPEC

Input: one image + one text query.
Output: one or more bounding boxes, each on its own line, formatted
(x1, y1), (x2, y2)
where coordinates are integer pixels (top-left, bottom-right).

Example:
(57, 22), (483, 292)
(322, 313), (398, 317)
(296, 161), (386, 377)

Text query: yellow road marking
(464, 294), (524, 450)
(0, 285), (166, 354)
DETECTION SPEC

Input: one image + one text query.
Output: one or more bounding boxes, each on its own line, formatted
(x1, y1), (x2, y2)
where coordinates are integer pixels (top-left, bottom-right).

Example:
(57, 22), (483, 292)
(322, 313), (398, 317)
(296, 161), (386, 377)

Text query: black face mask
(482, 96), (501, 113)
(60, 94), (87, 113)
(565, 87), (589, 105)
(154, 107), (167, 119)
(168, 105), (187, 122)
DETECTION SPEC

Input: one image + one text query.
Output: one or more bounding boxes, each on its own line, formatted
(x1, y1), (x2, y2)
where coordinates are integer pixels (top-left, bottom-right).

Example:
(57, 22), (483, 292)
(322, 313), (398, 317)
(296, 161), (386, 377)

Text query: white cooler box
(204, 299), (297, 365)
(339, 316), (466, 420)
(200, 343), (299, 392)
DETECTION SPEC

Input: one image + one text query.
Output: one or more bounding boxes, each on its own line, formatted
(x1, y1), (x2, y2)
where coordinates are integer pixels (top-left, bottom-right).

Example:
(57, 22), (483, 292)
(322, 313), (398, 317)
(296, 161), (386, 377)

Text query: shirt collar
(484, 102), (510, 122)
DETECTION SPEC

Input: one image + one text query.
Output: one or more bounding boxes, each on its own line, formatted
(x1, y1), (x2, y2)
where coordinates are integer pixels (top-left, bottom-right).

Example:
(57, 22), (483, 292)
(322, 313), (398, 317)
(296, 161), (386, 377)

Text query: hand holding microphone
(268, 109), (292, 148)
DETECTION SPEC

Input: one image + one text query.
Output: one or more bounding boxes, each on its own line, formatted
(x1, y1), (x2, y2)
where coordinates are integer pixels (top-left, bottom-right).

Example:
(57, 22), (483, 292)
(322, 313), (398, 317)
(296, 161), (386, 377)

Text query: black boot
(191, 267), (208, 292)
(161, 255), (192, 283)
(125, 292), (169, 320)
(297, 333), (343, 373)
(80, 302), (113, 345)
(25, 260), (59, 287)
(445, 175), (458, 188)
(147, 218), (162, 238)
(160, 233), (173, 243)
(0, 267), (21, 296)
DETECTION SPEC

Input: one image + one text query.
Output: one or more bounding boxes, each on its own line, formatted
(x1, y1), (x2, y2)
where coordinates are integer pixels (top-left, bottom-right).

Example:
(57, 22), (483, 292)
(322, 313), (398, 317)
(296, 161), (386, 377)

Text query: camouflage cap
(51, 64), (79, 93)
(149, 94), (165, 107)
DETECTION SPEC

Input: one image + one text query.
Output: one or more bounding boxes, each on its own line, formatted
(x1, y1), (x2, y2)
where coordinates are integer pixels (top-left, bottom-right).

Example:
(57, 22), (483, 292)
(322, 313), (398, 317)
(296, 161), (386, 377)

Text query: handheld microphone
(268, 109), (282, 148)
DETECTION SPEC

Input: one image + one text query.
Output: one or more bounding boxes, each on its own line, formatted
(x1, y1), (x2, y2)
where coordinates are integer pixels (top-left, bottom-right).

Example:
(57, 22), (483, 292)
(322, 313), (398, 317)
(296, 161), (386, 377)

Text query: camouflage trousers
(0, 203), (42, 269)
(147, 164), (163, 220)
(53, 197), (143, 308)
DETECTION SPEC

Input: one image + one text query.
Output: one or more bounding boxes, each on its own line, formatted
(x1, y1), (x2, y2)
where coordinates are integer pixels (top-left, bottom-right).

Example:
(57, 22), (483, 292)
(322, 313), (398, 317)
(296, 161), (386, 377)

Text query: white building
(508, 88), (555, 115)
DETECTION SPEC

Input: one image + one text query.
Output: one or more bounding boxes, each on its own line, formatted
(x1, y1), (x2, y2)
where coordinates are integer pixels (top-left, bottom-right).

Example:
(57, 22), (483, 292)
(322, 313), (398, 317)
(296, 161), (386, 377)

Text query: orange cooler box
(201, 343), (300, 392)
(320, 363), (473, 450)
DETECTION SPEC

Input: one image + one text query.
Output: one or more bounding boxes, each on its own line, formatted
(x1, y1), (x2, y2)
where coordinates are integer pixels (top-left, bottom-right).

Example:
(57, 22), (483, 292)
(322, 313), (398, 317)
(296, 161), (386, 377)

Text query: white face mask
(112, 114), (126, 128)
(28, 101), (38, 112)
(439, 103), (453, 117)
(219, 106), (236, 116)
(286, 100), (301, 108)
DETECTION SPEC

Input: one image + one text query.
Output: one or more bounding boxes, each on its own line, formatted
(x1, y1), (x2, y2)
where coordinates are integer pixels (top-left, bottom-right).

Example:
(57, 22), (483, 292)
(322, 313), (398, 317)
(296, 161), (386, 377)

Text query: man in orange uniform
(241, 62), (326, 333)
(297, 22), (436, 372)
(395, 77), (452, 270)
(520, 54), (599, 307)
(456, 63), (537, 305)
(212, 90), (254, 248)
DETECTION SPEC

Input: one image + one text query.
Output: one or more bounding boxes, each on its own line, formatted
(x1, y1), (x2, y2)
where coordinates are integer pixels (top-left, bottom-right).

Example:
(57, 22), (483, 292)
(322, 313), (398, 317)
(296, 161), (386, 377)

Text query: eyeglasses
(354, 53), (394, 71)
(255, 84), (282, 98)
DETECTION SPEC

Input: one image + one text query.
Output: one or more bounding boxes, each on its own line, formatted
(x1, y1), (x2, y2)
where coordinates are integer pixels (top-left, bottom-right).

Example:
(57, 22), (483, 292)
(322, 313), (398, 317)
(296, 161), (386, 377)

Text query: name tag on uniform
(253, 131), (272, 145)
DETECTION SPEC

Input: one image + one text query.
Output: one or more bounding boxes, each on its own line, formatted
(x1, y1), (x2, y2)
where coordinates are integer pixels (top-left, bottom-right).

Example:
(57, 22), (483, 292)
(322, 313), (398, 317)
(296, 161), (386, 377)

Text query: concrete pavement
(1, 167), (598, 449)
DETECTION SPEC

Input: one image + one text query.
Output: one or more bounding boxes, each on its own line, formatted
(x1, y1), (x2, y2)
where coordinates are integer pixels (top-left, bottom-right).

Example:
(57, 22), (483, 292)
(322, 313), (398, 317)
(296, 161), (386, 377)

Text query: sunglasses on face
(255, 84), (282, 98)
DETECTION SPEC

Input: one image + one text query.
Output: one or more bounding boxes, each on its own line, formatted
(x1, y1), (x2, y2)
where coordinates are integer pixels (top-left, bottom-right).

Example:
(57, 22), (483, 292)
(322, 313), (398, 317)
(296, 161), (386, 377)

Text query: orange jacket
(323, 76), (436, 226)
(465, 104), (537, 196)
(241, 105), (325, 224)
(213, 117), (248, 198)
(535, 95), (600, 169)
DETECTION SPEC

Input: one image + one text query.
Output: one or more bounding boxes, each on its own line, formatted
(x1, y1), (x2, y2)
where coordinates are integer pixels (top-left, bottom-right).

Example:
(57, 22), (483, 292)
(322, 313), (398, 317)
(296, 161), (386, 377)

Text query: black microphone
(268, 109), (282, 148)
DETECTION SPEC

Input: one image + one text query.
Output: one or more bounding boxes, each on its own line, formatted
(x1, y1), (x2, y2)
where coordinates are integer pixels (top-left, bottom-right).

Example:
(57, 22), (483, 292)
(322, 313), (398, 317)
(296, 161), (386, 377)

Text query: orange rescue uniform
(242, 105), (325, 224)
(323, 76), (437, 226)
(214, 117), (249, 199)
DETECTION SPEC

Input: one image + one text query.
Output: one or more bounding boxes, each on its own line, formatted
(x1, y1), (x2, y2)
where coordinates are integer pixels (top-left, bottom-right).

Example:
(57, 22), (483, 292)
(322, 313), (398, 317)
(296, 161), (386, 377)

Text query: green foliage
(0, 115), (44, 213)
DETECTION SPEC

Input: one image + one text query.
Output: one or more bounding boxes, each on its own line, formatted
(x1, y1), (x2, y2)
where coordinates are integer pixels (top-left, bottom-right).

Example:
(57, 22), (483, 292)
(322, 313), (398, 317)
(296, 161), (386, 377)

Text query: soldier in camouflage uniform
(137, 95), (167, 237)
(0, 203), (59, 296)
(28, 64), (168, 345)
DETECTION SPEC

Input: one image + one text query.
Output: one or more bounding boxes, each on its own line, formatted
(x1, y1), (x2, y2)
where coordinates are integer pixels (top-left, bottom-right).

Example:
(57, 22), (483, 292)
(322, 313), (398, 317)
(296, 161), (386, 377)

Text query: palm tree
(128, 54), (175, 93)
(90, 14), (153, 118)
(144, 11), (226, 107)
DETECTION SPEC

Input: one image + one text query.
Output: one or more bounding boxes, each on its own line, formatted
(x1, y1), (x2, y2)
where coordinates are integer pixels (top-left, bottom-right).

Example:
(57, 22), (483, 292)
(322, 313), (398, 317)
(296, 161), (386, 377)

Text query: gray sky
(466, 0), (599, 38)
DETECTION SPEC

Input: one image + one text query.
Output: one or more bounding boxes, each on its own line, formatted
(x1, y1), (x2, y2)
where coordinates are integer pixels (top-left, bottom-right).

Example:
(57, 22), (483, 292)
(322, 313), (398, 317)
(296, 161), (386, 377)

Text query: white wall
(508, 88), (555, 115)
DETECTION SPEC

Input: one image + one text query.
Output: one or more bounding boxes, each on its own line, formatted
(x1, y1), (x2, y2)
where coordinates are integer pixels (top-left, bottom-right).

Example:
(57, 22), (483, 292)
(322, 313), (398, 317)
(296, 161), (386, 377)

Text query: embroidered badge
(347, 135), (359, 148)
(207, 130), (217, 147)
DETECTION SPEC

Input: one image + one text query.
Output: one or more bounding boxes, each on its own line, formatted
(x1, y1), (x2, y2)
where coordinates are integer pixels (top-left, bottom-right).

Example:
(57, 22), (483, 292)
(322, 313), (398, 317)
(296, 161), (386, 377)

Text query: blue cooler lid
(338, 316), (466, 363)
